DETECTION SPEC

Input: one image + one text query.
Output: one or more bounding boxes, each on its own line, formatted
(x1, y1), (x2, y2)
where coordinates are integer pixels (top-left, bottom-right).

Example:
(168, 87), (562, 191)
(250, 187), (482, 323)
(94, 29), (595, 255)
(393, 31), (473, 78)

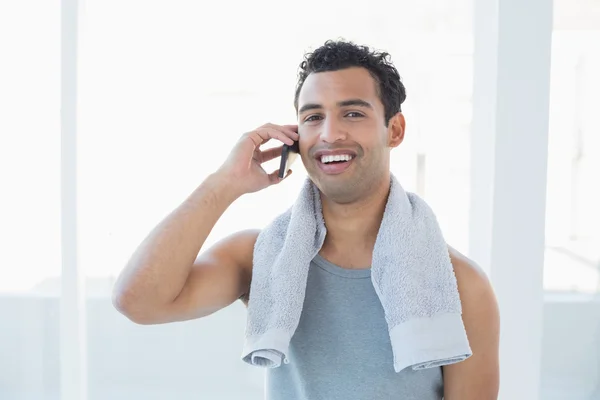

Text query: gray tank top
(265, 254), (444, 400)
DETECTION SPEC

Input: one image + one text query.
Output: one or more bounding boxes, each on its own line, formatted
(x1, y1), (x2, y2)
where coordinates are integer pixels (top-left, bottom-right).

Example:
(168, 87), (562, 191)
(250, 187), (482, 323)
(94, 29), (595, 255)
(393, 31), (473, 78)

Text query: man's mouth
(314, 151), (356, 175)
(320, 154), (354, 164)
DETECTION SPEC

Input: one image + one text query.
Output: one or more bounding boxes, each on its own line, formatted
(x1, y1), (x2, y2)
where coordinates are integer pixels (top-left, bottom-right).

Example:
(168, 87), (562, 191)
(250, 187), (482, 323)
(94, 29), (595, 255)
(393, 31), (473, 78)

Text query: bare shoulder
(443, 245), (500, 399)
(448, 245), (492, 295)
(206, 228), (259, 304)
(206, 228), (259, 278)
(209, 228), (259, 266)
(447, 245), (499, 331)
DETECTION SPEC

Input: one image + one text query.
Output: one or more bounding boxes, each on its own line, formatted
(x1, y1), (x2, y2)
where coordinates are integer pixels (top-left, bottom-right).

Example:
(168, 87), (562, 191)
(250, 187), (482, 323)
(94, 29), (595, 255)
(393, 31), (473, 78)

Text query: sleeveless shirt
(265, 254), (444, 400)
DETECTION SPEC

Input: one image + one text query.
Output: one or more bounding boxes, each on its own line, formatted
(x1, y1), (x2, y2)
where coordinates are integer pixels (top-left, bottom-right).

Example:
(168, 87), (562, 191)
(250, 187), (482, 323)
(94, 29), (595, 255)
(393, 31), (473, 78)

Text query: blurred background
(0, 0), (598, 399)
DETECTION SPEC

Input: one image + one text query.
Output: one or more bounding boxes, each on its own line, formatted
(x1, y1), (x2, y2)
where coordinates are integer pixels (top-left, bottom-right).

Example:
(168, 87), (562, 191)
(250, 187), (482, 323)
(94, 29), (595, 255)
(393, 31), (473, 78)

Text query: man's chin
(311, 177), (363, 205)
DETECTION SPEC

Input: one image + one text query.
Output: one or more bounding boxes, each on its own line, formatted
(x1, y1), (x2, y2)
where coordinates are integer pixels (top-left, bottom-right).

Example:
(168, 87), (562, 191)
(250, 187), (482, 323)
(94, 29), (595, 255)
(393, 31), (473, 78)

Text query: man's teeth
(321, 154), (353, 164)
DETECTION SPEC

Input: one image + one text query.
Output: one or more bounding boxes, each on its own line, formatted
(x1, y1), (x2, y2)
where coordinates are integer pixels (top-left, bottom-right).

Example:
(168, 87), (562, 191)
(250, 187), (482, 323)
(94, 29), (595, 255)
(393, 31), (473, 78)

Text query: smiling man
(112, 40), (500, 400)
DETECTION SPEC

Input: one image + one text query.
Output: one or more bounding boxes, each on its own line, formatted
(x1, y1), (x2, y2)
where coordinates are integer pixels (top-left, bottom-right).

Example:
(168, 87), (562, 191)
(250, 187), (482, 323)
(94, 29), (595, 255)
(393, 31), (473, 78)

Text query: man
(112, 40), (500, 399)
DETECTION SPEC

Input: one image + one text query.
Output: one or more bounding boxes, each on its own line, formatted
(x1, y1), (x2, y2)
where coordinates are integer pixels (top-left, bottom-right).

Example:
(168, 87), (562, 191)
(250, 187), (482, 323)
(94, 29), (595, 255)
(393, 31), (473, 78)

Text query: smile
(314, 151), (356, 175)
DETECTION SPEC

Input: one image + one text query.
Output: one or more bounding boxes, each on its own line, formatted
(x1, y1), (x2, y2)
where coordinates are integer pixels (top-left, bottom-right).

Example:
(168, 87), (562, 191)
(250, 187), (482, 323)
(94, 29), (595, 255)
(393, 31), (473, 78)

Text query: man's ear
(388, 112), (405, 148)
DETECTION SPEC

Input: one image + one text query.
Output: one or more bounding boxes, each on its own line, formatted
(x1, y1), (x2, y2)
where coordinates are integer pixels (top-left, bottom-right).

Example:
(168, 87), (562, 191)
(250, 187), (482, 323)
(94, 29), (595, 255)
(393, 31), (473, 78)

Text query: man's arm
(111, 123), (299, 324)
(111, 173), (255, 325)
(443, 246), (500, 400)
(160, 228), (258, 321)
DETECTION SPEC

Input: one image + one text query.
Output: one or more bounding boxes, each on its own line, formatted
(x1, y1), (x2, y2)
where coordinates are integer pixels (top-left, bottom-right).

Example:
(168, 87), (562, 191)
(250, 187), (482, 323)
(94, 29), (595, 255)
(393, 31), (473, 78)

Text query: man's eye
(346, 112), (364, 118)
(305, 115), (322, 122)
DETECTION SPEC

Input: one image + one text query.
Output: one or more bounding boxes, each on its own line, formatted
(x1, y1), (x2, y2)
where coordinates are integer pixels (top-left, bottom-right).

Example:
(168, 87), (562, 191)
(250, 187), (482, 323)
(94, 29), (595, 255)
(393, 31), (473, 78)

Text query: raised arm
(111, 123), (299, 324)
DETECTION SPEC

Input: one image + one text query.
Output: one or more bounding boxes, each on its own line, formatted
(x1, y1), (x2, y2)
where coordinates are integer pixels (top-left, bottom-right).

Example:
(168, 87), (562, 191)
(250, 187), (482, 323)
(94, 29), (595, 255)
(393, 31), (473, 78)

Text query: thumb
(267, 168), (292, 186)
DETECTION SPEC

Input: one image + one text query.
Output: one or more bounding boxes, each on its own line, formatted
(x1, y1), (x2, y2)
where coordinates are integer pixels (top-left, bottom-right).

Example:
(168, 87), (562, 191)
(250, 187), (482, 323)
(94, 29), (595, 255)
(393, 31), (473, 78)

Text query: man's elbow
(111, 288), (156, 325)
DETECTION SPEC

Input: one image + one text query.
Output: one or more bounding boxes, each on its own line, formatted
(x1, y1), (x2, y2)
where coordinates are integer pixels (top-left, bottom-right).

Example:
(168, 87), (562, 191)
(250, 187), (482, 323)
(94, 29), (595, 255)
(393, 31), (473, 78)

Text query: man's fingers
(267, 168), (292, 185)
(260, 145), (284, 163)
(248, 128), (295, 147)
(281, 124), (299, 136)
(261, 124), (299, 141)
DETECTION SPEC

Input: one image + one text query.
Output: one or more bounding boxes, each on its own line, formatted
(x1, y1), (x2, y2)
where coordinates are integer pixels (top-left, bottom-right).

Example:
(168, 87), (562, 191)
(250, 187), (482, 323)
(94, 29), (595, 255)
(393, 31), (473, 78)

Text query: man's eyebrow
(298, 99), (373, 114)
(298, 103), (322, 114)
(338, 99), (373, 109)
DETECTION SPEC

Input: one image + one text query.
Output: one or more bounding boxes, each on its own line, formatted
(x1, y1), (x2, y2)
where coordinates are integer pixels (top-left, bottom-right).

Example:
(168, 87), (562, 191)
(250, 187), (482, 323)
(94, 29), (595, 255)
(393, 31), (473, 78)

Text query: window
(0, 1), (61, 398)
(540, 4), (600, 397)
(544, 30), (600, 294)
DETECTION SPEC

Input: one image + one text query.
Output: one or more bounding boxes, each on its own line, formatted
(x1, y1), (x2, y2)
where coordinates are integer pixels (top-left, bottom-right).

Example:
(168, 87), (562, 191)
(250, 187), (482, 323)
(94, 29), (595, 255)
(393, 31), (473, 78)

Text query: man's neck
(319, 177), (391, 262)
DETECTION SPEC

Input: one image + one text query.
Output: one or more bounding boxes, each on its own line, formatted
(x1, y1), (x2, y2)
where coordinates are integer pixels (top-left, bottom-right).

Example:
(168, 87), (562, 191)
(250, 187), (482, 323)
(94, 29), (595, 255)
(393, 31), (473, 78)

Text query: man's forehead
(298, 67), (379, 106)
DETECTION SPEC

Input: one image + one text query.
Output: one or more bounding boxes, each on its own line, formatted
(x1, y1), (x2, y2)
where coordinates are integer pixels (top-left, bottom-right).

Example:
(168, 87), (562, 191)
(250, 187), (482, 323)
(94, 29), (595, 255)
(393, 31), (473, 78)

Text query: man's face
(296, 67), (403, 204)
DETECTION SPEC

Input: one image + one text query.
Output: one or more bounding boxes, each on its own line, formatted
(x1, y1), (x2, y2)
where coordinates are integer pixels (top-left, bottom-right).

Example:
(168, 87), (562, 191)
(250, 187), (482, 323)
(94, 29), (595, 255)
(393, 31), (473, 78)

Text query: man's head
(294, 40), (407, 204)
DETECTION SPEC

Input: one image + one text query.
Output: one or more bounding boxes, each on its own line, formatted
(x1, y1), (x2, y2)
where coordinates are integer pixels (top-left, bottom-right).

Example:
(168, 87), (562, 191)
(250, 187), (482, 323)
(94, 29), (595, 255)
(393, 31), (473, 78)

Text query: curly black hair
(294, 40), (406, 125)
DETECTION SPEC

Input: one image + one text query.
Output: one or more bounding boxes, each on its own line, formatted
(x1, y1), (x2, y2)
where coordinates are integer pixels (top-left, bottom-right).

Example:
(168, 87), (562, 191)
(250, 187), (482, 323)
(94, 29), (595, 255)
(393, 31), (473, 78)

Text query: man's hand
(218, 123), (299, 196)
(443, 247), (500, 400)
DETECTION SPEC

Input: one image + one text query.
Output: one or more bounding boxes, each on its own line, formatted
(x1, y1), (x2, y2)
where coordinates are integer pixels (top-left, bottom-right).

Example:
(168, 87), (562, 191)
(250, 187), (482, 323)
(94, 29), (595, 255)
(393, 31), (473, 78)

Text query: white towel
(241, 174), (472, 372)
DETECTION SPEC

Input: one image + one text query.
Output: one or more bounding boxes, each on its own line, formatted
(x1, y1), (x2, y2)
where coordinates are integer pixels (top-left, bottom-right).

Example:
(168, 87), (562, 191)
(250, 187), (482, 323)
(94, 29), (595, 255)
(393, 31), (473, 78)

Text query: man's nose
(319, 117), (347, 143)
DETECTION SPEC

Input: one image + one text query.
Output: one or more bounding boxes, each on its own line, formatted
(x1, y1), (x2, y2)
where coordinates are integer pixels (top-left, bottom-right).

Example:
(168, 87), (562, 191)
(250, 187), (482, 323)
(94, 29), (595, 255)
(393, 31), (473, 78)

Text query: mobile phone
(278, 141), (300, 178)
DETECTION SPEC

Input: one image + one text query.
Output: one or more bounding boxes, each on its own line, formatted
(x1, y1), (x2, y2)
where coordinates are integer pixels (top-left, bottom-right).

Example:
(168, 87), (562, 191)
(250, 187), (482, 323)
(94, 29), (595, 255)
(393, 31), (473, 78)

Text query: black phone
(278, 141), (300, 178)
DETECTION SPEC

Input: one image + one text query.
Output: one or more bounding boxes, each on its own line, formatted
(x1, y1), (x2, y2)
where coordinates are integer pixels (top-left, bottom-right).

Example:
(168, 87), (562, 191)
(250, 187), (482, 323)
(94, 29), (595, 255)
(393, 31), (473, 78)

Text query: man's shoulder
(443, 246), (500, 397)
(448, 245), (493, 296)
(447, 245), (499, 342)
(227, 228), (262, 243)
(222, 228), (261, 262)
(208, 228), (261, 276)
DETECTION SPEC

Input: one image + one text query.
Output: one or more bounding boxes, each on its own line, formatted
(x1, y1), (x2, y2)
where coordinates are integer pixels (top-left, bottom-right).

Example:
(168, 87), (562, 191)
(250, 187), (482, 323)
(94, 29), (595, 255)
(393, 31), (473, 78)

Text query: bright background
(0, 0), (598, 399)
